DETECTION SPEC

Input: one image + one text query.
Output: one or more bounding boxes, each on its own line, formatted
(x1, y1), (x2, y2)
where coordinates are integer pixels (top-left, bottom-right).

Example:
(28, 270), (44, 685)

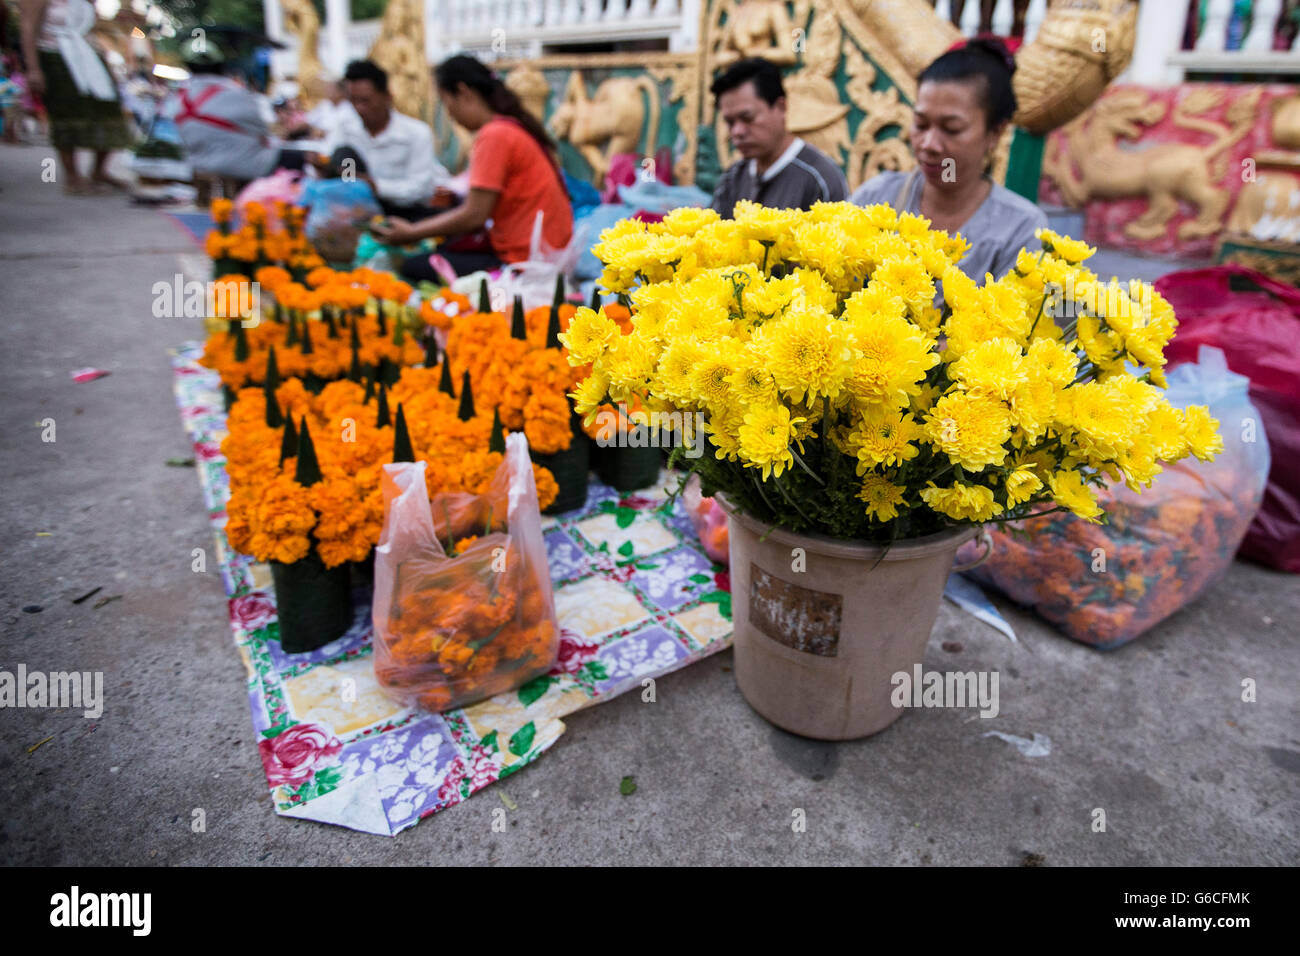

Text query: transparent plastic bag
(372, 434), (561, 711)
(959, 346), (1271, 649)
(299, 178), (382, 265)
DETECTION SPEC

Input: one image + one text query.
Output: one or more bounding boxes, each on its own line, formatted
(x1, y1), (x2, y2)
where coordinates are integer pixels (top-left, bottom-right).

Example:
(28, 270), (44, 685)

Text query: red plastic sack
(1155, 265), (1300, 572)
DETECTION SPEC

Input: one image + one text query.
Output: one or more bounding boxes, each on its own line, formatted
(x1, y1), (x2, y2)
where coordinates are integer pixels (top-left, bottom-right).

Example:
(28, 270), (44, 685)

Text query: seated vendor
(851, 38), (1047, 285)
(322, 60), (448, 221)
(371, 54), (574, 282)
(710, 57), (848, 218)
(168, 36), (308, 186)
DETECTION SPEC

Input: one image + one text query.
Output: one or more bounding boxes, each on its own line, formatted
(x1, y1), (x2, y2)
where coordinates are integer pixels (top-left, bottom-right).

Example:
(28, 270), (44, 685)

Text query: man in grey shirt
(710, 58), (848, 218)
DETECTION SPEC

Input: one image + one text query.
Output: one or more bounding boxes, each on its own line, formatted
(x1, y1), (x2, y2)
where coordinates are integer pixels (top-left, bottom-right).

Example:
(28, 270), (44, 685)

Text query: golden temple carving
(281, 0), (322, 105)
(1045, 87), (1263, 241)
(549, 74), (663, 185)
(366, 0), (434, 122)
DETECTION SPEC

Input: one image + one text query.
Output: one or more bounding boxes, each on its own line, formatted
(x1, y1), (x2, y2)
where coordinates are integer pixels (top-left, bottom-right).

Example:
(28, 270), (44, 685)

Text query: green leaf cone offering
(286, 313), (299, 347)
(295, 417), (323, 487)
(324, 305), (338, 338)
(226, 317), (238, 338)
(457, 370), (475, 421)
(300, 317), (314, 355)
(378, 354), (399, 387)
(234, 320), (250, 361)
(222, 384), (236, 413)
(589, 286), (602, 311)
(265, 345), (281, 394)
(423, 335), (439, 369)
(272, 299), (283, 323)
(438, 355), (455, 396)
(377, 383), (391, 428)
(478, 277), (491, 314)
(392, 405), (415, 463)
(553, 273), (566, 312)
(376, 299), (387, 336)
(279, 415), (298, 466)
(363, 373), (375, 405)
(546, 300), (562, 350)
(392, 309), (406, 346)
(489, 407), (505, 453)
(350, 317), (361, 352)
(510, 295), (526, 340)
(348, 343), (362, 382)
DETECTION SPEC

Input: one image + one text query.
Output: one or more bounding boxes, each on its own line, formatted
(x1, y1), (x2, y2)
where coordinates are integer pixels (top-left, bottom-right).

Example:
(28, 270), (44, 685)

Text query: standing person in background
(17, 0), (131, 194)
(851, 38), (1047, 286)
(321, 59), (447, 221)
(709, 57), (848, 218)
(372, 54), (574, 282)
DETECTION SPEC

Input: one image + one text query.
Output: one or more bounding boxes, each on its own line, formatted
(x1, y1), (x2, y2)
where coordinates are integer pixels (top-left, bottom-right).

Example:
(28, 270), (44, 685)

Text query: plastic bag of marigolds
(957, 347), (1270, 649)
(371, 433), (561, 711)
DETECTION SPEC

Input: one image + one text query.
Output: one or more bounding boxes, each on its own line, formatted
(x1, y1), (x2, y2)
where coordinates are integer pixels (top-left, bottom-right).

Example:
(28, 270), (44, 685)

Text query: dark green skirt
(38, 50), (131, 152)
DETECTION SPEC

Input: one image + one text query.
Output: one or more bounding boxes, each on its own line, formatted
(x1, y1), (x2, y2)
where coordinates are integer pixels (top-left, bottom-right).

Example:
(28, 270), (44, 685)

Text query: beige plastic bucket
(719, 496), (987, 740)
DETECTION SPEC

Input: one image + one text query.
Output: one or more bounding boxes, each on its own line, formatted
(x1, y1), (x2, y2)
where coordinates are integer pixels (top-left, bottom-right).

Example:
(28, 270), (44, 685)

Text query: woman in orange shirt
(373, 55), (574, 281)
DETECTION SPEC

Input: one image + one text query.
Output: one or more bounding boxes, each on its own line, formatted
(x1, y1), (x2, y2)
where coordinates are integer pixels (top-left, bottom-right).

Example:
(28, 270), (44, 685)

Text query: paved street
(1, 143), (1297, 865)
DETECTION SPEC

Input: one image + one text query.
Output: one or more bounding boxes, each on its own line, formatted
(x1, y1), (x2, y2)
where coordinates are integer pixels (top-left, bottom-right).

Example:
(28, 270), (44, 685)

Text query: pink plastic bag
(1156, 265), (1300, 572)
(234, 169), (303, 231)
(683, 474), (729, 565)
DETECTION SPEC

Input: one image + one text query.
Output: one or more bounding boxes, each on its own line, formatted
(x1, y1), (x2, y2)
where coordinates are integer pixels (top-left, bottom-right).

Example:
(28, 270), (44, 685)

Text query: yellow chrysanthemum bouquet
(561, 201), (1224, 542)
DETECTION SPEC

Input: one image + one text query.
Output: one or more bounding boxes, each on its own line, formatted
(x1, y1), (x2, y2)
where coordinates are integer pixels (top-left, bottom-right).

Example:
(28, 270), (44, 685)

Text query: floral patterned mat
(170, 342), (733, 836)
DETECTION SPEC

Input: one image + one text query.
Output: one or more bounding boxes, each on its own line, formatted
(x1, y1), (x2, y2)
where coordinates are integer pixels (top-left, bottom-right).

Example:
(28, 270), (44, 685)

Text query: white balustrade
(628, 0), (652, 18)
(959, 0), (980, 35)
(1196, 0), (1231, 51)
(604, 0), (628, 22)
(991, 0), (1013, 36)
(1243, 0), (1283, 52)
(562, 0), (582, 24)
(582, 0), (602, 23)
(1023, 0), (1047, 43)
(934, 0), (952, 27)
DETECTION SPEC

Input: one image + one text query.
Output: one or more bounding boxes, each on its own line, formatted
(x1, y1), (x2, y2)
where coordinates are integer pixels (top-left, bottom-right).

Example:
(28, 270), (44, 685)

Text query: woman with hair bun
(852, 37), (1047, 284)
(374, 53), (573, 280)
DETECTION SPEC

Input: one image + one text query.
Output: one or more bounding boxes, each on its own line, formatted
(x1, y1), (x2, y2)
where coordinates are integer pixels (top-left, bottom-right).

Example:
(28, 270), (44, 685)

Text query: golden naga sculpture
(367, 0), (434, 122)
(281, 0), (322, 107)
(549, 74), (661, 184)
(1226, 94), (1300, 244)
(1045, 87), (1263, 241)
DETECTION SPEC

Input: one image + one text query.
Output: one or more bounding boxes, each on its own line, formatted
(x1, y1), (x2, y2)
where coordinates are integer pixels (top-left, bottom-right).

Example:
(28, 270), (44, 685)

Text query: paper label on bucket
(749, 564), (842, 657)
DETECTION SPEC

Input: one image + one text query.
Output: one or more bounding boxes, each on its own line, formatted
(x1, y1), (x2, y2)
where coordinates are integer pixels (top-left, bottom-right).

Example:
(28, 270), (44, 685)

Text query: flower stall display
(444, 287), (592, 513)
(565, 201), (1224, 739)
(221, 349), (560, 652)
(205, 199), (323, 280)
(371, 434), (562, 713)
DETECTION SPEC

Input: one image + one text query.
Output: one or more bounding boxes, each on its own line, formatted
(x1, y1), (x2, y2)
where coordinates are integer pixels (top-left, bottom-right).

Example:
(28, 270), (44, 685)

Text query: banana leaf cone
(271, 419), (352, 654)
(531, 412), (590, 515)
(478, 277), (491, 314)
(457, 370), (475, 421)
(510, 296), (526, 340)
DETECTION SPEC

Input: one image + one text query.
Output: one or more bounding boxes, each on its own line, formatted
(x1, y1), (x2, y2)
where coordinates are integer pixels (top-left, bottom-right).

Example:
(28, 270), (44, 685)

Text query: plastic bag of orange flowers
(371, 432), (561, 712)
(956, 347), (1270, 649)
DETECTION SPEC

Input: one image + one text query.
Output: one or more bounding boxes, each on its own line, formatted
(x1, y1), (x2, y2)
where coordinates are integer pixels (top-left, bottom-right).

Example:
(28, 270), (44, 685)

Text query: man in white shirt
(321, 59), (448, 219)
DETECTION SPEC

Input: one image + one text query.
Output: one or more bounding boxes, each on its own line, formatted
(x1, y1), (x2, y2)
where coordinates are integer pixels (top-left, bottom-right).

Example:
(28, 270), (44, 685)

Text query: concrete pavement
(1, 143), (1297, 866)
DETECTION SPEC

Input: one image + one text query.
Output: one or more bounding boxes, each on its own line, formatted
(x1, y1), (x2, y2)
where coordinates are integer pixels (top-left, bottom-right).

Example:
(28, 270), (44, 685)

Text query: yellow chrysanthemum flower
(952, 338), (1028, 401)
(737, 403), (805, 480)
(755, 301), (855, 405)
(727, 362), (780, 408)
(1181, 405), (1224, 461)
(1057, 380), (1140, 463)
(857, 474), (908, 521)
(920, 482), (1002, 522)
(1035, 228), (1096, 265)
(570, 371), (610, 425)
(841, 293), (939, 409)
(850, 406), (924, 469)
(1046, 469), (1104, 522)
(688, 344), (743, 410)
(559, 306), (621, 366)
(1026, 337), (1079, 388)
(1144, 399), (1189, 461)
(656, 336), (710, 405)
(872, 254), (936, 314)
(924, 392), (1013, 472)
(1004, 467), (1044, 506)
(657, 206), (722, 236)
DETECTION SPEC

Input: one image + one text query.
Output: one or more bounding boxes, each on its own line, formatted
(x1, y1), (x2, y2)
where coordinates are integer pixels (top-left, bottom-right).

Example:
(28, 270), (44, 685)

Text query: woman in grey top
(851, 38), (1047, 286)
